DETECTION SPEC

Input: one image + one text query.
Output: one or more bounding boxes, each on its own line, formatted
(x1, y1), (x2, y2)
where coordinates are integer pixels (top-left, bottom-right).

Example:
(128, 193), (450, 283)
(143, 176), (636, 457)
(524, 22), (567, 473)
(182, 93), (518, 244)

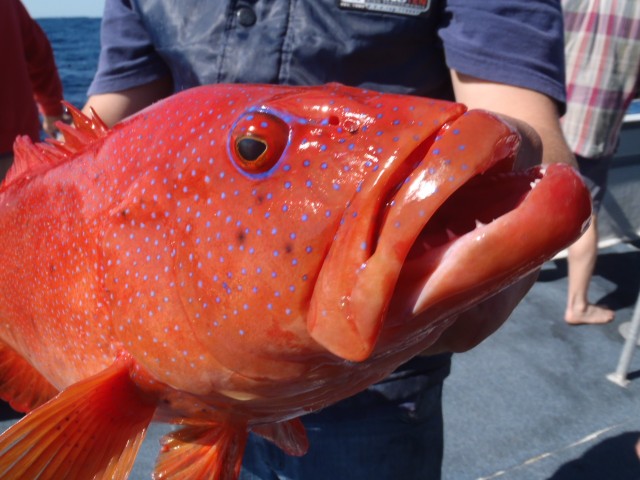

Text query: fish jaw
(406, 163), (592, 320)
(309, 111), (591, 362)
(308, 110), (523, 361)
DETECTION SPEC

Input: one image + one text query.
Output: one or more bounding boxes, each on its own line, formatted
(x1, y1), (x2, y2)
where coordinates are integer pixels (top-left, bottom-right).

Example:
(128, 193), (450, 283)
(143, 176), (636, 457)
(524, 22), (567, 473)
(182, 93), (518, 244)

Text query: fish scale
(0, 83), (591, 479)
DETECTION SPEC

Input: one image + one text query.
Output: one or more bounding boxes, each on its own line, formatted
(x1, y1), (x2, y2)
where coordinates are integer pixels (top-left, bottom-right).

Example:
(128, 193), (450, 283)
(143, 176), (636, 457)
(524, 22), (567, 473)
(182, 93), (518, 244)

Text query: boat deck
(442, 242), (640, 479)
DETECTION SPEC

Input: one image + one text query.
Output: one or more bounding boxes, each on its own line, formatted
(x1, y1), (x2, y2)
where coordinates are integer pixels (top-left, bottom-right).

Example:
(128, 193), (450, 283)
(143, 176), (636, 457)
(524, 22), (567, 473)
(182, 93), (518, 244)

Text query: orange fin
(154, 423), (248, 480)
(0, 353), (156, 479)
(2, 136), (65, 190)
(62, 102), (110, 139)
(2, 102), (109, 190)
(0, 341), (58, 413)
(252, 418), (309, 456)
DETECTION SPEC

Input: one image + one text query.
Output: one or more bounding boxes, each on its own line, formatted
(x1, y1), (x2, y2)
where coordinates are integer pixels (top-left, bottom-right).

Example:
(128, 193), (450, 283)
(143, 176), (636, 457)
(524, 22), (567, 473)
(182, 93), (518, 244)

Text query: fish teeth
(445, 228), (457, 241)
(529, 177), (542, 189)
(475, 219), (486, 229)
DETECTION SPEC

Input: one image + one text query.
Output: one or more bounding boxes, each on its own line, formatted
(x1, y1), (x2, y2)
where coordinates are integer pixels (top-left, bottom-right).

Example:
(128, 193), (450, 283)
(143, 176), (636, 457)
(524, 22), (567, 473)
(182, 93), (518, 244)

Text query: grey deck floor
(442, 242), (640, 480)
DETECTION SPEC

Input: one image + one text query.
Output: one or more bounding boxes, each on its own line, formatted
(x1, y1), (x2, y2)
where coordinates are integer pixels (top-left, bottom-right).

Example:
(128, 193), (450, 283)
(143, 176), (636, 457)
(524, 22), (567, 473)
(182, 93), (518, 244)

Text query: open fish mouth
(309, 109), (591, 362)
(391, 163), (545, 317)
(407, 168), (541, 253)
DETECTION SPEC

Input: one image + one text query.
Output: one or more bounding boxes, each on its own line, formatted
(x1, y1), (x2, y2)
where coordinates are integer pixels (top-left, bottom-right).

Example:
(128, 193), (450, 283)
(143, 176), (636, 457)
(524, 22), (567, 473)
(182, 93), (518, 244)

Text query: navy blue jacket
(89, 0), (566, 110)
(87, 0), (567, 385)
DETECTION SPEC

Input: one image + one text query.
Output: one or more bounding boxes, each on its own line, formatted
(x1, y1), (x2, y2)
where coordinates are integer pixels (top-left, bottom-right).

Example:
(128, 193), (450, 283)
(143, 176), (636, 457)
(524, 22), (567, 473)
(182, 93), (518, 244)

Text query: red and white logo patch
(338, 0), (431, 17)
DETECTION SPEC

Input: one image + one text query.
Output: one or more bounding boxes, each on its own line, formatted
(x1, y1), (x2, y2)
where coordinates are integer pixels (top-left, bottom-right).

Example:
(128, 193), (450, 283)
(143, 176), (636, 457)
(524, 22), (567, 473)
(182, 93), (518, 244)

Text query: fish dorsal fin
(0, 352), (156, 479)
(2, 102), (109, 190)
(155, 423), (248, 480)
(0, 341), (58, 413)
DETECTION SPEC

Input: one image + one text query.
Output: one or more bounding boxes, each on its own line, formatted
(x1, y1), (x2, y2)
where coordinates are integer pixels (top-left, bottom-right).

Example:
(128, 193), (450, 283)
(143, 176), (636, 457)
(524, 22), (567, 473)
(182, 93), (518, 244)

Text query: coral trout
(0, 84), (590, 479)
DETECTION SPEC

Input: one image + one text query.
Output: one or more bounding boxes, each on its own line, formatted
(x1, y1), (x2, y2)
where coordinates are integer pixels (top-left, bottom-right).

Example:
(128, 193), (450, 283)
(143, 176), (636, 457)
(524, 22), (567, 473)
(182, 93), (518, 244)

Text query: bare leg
(565, 215), (614, 325)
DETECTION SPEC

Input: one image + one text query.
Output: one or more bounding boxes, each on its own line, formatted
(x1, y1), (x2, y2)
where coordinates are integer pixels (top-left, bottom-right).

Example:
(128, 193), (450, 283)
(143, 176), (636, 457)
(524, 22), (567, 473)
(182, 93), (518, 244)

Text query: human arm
(18, 1), (64, 135)
(451, 71), (577, 169)
(82, 76), (174, 127)
(82, 0), (173, 126)
(41, 115), (62, 137)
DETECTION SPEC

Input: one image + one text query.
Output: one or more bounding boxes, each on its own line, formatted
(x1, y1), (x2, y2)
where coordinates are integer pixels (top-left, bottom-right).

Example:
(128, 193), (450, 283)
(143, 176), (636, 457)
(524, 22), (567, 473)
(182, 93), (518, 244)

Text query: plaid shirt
(561, 0), (640, 158)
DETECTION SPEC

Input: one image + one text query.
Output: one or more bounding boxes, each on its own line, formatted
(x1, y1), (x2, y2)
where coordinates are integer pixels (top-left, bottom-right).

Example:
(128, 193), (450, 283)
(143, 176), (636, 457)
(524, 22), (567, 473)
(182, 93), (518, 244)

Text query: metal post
(607, 288), (640, 387)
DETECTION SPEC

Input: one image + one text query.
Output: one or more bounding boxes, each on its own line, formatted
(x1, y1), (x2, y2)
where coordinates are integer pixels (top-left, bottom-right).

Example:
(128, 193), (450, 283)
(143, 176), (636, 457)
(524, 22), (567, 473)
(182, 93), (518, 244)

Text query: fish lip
(386, 165), (544, 318)
(308, 109), (522, 361)
(401, 162), (591, 320)
(360, 118), (523, 320)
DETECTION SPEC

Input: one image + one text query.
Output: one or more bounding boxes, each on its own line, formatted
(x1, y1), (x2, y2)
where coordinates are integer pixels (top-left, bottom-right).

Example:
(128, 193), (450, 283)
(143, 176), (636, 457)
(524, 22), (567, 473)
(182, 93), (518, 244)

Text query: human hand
(41, 115), (63, 138)
(421, 271), (538, 355)
(419, 115), (549, 355)
(417, 75), (583, 356)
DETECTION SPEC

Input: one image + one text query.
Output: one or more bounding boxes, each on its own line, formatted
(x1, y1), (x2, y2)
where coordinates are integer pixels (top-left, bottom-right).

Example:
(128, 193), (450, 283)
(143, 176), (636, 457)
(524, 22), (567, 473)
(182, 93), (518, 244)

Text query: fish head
(102, 83), (590, 391)
(251, 85), (590, 362)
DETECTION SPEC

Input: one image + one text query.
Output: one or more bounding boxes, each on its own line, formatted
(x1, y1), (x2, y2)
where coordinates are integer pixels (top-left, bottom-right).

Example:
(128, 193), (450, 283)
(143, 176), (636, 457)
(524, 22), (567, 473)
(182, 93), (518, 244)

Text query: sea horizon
(36, 15), (101, 19)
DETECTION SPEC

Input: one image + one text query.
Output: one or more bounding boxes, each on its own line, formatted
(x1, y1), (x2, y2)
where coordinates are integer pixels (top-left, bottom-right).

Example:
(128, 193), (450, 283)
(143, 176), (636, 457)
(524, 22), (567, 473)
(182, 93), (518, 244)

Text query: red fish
(0, 84), (590, 479)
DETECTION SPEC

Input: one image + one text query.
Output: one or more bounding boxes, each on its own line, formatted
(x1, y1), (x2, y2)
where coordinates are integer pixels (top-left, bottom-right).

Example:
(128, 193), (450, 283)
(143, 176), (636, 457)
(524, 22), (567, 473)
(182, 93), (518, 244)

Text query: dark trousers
(240, 375), (445, 480)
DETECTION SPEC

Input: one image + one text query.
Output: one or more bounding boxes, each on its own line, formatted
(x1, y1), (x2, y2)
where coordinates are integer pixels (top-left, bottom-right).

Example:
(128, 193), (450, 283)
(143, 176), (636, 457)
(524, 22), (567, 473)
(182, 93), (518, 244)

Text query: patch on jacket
(338, 0), (431, 17)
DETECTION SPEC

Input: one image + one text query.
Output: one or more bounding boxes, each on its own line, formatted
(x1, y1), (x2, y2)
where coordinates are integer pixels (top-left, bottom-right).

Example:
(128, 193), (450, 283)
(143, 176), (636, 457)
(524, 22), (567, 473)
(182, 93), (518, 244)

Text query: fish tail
(0, 353), (156, 479)
(154, 423), (248, 480)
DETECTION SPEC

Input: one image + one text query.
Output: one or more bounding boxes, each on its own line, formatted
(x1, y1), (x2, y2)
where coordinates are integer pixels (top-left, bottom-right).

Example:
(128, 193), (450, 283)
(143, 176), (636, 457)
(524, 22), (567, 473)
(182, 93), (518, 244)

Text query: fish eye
(237, 137), (267, 161)
(231, 112), (289, 175)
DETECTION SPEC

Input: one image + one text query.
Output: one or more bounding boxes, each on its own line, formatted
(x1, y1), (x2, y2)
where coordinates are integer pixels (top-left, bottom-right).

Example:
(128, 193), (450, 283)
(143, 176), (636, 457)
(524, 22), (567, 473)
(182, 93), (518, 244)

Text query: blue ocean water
(38, 17), (102, 110)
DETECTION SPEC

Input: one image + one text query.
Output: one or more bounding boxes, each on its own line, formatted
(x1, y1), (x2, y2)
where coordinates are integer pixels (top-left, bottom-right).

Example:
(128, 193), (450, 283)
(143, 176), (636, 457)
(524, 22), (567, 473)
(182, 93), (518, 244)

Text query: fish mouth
(309, 110), (591, 362)
(390, 164), (544, 317)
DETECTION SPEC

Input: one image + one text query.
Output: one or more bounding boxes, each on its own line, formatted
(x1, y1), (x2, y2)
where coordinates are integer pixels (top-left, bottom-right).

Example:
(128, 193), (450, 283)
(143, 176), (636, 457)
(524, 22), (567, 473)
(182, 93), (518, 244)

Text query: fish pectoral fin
(0, 353), (156, 479)
(0, 341), (58, 413)
(252, 418), (309, 456)
(155, 423), (248, 480)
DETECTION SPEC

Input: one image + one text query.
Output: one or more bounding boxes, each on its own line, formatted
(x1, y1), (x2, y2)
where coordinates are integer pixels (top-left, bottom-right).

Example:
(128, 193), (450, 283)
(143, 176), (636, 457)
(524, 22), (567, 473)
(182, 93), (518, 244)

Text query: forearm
(82, 76), (173, 127)
(418, 71), (578, 356)
(450, 71), (577, 169)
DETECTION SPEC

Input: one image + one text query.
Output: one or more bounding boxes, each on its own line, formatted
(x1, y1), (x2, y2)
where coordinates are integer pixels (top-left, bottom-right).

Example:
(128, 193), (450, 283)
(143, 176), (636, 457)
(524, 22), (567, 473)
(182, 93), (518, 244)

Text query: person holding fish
(0, 0), (64, 180)
(65, 1), (580, 479)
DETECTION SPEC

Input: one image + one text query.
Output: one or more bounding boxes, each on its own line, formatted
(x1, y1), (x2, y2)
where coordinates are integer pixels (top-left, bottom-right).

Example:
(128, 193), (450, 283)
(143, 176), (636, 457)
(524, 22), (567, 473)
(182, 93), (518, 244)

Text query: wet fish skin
(0, 83), (591, 479)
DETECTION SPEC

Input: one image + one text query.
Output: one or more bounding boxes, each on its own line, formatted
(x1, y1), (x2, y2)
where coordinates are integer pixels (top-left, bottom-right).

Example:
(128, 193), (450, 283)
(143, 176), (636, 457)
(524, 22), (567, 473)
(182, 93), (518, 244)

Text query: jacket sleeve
(17, 1), (64, 116)
(87, 0), (171, 96)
